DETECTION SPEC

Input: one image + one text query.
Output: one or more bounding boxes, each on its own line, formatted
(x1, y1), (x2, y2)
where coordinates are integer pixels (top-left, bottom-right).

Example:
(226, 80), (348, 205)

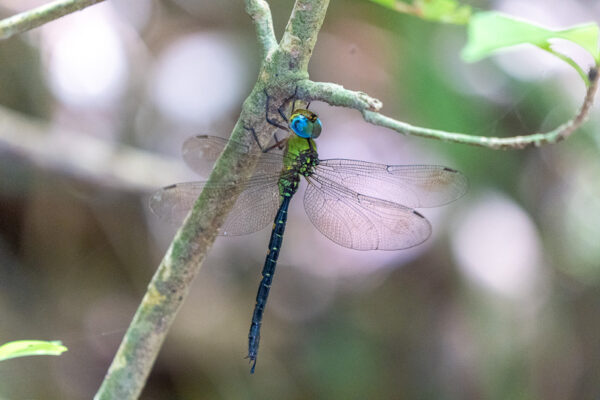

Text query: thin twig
(300, 69), (599, 150)
(296, 80), (382, 112)
(0, 0), (105, 40)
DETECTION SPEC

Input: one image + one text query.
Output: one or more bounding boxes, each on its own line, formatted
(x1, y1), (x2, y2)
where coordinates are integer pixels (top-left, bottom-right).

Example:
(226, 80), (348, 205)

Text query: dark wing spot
(443, 167), (458, 173)
(164, 184), (177, 189)
(412, 210), (426, 219)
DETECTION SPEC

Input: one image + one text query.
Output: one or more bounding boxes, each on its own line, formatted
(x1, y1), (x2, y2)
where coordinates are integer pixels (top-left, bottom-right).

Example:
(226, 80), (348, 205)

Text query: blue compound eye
(290, 114), (310, 138)
(290, 110), (322, 139)
(311, 118), (322, 138)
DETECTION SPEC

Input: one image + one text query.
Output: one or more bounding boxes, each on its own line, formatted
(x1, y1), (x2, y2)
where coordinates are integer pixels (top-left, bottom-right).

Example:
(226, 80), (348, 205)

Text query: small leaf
(462, 12), (600, 62)
(0, 340), (68, 362)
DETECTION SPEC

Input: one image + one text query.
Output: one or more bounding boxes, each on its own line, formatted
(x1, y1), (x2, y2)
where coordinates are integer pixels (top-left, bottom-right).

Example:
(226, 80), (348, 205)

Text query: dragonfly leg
(245, 125), (288, 153)
(262, 138), (288, 152)
(264, 89), (290, 131)
(245, 125), (268, 152)
(273, 133), (286, 150)
(280, 86), (299, 120)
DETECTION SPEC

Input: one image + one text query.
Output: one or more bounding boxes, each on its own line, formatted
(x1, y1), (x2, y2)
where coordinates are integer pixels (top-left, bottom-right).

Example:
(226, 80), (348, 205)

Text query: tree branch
(94, 1), (331, 398)
(95, 121), (269, 400)
(0, 0), (105, 40)
(296, 80), (382, 111)
(245, 0), (278, 59)
(279, 0), (330, 72)
(299, 70), (599, 150)
(0, 106), (185, 190)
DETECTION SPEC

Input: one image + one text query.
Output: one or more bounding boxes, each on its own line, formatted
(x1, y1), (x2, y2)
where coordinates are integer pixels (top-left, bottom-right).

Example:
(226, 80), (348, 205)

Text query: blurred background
(1, 0), (600, 398)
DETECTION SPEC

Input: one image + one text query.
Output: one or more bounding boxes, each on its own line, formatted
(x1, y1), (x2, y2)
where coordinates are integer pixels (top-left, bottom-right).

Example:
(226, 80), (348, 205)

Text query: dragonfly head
(289, 109), (322, 139)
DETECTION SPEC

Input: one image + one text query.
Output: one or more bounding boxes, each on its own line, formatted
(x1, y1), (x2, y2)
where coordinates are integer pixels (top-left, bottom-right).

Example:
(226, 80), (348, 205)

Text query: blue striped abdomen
(247, 189), (293, 373)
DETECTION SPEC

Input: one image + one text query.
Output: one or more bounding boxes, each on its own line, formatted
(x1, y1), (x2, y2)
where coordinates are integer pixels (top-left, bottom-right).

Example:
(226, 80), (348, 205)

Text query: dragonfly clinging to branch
(150, 102), (467, 373)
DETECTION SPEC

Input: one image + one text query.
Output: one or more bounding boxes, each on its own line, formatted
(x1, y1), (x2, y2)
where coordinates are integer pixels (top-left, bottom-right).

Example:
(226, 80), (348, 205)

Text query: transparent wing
(150, 174), (282, 236)
(182, 135), (287, 178)
(304, 174), (432, 250)
(152, 135), (288, 235)
(314, 159), (467, 208)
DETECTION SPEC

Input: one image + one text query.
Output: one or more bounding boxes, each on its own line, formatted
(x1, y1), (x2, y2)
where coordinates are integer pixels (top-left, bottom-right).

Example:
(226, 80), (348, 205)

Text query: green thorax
(278, 135), (319, 198)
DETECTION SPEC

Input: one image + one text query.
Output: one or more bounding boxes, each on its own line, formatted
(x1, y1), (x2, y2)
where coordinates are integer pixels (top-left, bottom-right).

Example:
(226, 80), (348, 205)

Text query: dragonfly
(150, 107), (467, 373)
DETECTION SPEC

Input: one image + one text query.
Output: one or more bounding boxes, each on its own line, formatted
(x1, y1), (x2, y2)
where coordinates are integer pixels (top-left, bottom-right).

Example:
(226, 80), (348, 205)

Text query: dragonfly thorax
(280, 137), (319, 198)
(293, 149), (319, 177)
(284, 135), (319, 177)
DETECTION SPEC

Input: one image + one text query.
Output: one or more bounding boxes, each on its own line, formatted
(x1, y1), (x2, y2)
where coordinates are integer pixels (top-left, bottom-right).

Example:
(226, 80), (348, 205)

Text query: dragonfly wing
(315, 160), (467, 208)
(220, 178), (281, 236)
(304, 176), (431, 250)
(182, 135), (286, 177)
(150, 176), (281, 236)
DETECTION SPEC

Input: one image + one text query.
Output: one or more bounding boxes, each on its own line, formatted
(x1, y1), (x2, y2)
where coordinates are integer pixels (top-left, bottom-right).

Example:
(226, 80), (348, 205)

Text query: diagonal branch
(94, 1), (331, 399)
(299, 69), (600, 150)
(94, 122), (267, 400)
(0, 0), (105, 40)
(245, 0), (278, 59)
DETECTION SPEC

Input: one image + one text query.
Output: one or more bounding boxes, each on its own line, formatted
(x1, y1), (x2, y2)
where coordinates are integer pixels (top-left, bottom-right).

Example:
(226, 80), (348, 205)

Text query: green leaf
(560, 24), (600, 61)
(462, 12), (600, 63)
(417, 0), (471, 24)
(0, 340), (68, 362)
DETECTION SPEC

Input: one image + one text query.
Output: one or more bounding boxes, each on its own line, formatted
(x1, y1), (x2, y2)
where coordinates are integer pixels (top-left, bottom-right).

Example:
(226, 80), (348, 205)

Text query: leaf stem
(540, 44), (590, 87)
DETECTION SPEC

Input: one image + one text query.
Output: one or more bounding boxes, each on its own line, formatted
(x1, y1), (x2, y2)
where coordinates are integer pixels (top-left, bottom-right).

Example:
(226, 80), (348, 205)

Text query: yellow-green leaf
(462, 12), (600, 62)
(0, 340), (68, 362)
(560, 24), (600, 61)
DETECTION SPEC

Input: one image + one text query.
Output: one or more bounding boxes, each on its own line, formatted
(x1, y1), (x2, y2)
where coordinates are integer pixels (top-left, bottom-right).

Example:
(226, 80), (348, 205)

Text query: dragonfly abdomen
(247, 186), (295, 373)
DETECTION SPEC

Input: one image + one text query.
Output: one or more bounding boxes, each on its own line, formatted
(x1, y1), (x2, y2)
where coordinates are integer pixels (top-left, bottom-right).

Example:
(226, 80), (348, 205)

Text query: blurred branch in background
(0, 105), (186, 191)
(0, 0), (105, 40)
